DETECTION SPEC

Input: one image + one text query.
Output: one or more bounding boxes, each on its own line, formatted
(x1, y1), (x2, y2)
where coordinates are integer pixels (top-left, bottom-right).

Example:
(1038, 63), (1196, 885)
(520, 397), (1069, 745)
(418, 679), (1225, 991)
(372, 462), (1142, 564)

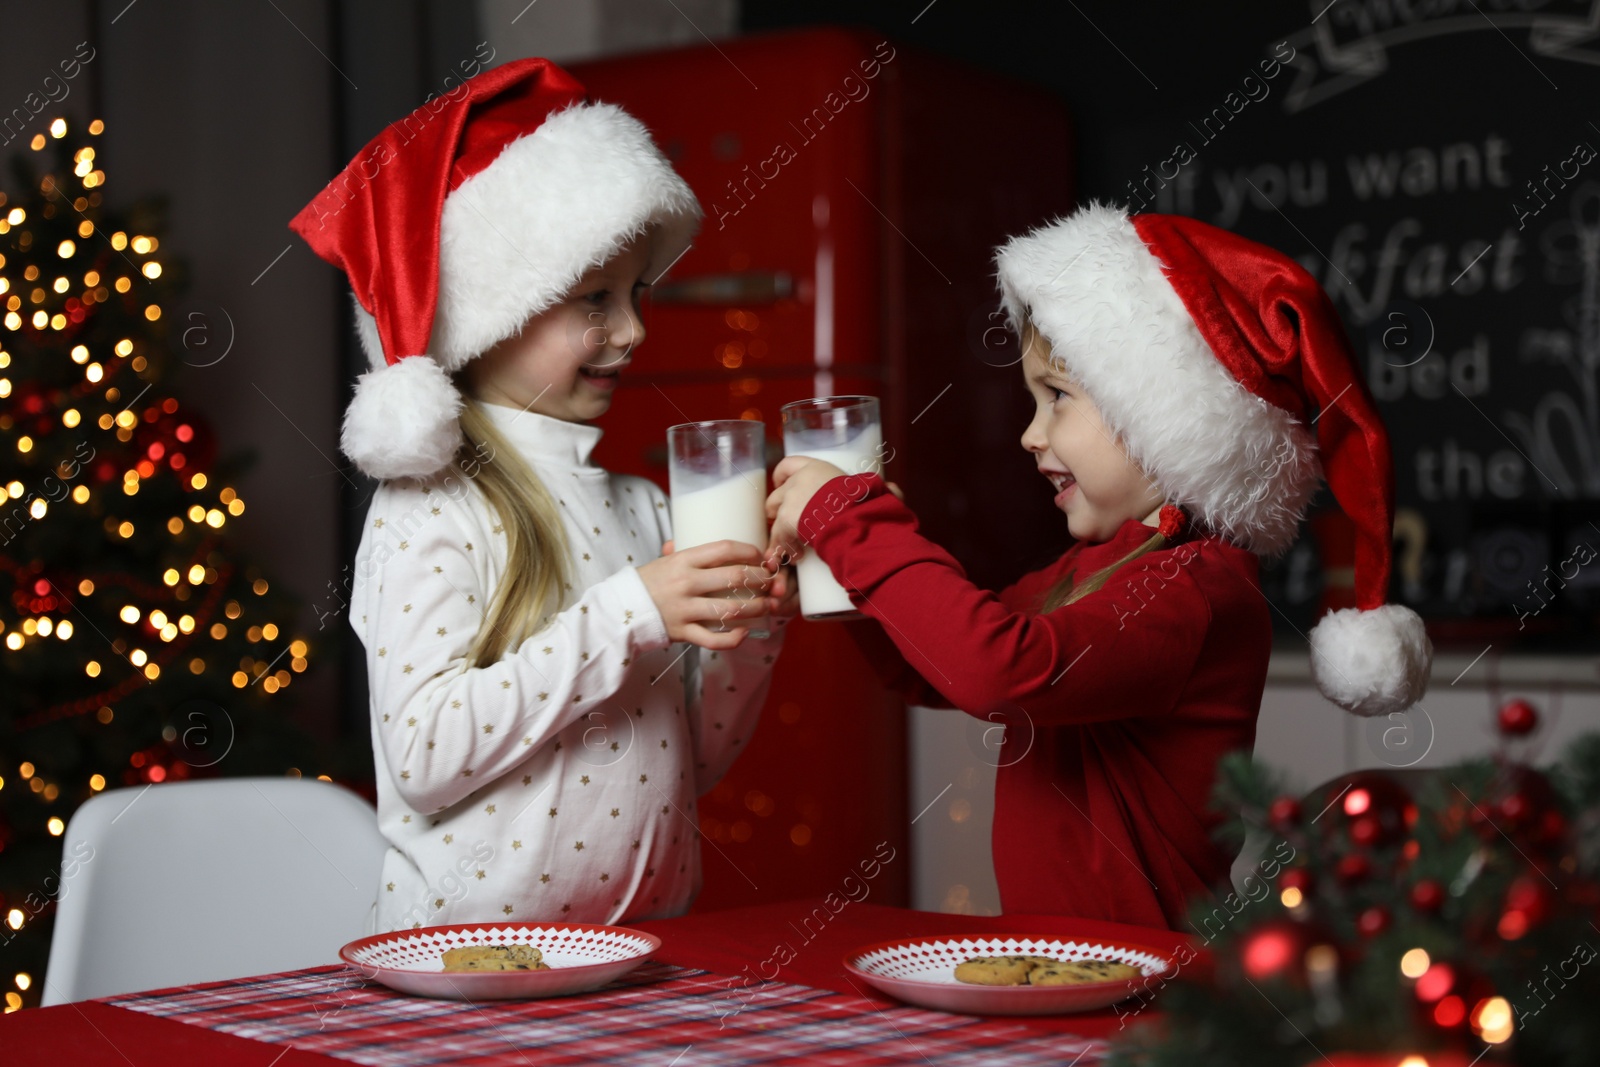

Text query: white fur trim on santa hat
(994, 200), (1321, 557)
(426, 101), (700, 373)
(340, 354), (465, 482)
(1307, 603), (1433, 717)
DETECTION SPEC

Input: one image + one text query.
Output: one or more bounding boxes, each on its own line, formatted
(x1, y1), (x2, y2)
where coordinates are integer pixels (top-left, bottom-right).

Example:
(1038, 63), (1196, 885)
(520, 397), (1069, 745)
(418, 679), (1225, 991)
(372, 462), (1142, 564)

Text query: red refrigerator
(571, 27), (1074, 911)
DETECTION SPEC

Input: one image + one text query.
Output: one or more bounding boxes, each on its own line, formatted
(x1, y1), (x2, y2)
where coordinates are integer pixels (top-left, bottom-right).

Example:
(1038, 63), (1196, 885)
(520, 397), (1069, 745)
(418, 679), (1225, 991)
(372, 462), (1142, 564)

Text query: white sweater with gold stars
(350, 401), (786, 932)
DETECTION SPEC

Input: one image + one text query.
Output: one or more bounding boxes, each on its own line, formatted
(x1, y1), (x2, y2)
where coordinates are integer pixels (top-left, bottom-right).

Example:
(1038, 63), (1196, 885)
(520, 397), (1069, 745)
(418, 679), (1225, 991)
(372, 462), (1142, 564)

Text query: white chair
(43, 776), (389, 1004)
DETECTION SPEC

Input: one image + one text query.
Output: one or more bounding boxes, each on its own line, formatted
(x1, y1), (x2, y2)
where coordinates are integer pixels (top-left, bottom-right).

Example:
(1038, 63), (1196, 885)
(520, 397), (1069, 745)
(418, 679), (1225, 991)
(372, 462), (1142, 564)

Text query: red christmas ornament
(1280, 867), (1314, 896)
(1410, 879), (1446, 914)
(1268, 795), (1302, 831)
(1356, 905), (1391, 937)
(1316, 771), (1414, 848)
(1237, 919), (1333, 984)
(1337, 852), (1372, 884)
(1497, 698), (1539, 736)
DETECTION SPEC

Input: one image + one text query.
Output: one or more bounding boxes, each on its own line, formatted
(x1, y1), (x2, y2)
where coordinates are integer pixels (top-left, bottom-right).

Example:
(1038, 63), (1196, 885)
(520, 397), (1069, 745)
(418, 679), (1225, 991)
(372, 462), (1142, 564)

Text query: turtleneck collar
(477, 400), (604, 470)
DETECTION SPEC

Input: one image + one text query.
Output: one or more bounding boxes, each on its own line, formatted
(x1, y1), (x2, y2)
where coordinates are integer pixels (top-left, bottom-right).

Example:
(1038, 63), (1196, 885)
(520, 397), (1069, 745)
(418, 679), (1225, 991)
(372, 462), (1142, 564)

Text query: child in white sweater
(289, 58), (790, 931)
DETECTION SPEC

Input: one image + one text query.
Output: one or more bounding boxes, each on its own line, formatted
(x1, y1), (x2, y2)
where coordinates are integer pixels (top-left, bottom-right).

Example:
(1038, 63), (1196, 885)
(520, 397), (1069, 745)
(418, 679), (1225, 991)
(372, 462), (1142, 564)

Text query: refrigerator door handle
(650, 270), (795, 305)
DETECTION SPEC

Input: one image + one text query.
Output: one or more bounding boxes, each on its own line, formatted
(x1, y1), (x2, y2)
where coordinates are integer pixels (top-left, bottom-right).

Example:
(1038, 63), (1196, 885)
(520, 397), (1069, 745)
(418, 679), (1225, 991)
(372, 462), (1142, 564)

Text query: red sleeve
(802, 473), (1210, 724)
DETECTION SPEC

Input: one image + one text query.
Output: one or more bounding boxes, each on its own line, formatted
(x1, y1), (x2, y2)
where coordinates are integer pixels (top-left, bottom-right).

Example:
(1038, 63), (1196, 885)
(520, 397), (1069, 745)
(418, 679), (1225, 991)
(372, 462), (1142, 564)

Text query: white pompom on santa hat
(994, 200), (1432, 717)
(288, 57), (701, 482)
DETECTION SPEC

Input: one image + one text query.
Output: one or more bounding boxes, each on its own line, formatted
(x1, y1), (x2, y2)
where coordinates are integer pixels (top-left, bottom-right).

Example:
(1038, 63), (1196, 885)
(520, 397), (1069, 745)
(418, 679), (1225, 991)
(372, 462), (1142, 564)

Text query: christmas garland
(1107, 706), (1600, 1067)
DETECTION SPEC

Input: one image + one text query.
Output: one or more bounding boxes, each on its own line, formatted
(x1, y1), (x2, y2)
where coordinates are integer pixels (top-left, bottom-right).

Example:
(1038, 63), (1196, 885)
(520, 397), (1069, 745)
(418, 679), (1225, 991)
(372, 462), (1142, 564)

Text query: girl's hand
(637, 539), (773, 650)
(761, 558), (801, 619)
(763, 456), (848, 569)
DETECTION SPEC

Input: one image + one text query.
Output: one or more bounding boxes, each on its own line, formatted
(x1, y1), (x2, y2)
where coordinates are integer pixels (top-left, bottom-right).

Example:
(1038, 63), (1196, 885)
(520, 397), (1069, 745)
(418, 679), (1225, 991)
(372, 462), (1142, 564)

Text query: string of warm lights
(1, 117), (329, 1013)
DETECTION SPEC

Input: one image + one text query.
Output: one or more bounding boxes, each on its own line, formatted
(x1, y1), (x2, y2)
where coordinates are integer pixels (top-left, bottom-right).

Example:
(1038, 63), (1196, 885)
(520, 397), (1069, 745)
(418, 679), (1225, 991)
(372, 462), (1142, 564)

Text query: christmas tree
(1108, 703), (1600, 1067)
(0, 118), (338, 1010)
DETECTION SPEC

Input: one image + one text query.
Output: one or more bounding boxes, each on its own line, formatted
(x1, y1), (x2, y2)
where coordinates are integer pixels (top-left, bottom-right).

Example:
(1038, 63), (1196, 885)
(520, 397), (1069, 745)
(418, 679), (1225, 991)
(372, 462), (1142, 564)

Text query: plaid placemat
(103, 961), (1106, 1066)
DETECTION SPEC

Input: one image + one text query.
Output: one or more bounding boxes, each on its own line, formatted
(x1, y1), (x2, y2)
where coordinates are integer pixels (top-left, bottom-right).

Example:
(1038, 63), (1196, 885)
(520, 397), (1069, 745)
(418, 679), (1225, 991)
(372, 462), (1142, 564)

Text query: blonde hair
(450, 386), (573, 668)
(1036, 529), (1172, 613)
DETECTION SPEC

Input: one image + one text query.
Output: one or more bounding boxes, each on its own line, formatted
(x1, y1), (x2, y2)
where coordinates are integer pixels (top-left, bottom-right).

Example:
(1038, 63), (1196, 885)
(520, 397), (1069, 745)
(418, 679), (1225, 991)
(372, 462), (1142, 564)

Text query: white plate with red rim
(843, 934), (1175, 1016)
(338, 922), (662, 1000)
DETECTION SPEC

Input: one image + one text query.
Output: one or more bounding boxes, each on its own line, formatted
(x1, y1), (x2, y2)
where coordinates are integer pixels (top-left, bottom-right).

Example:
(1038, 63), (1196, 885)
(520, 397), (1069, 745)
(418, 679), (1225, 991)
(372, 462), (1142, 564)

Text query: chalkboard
(1105, 7), (1600, 648)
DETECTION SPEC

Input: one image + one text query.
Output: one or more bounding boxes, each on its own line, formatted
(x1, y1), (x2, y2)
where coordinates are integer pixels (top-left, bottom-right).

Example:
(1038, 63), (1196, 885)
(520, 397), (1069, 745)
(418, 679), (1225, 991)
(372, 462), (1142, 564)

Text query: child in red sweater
(763, 202), (1433, 930)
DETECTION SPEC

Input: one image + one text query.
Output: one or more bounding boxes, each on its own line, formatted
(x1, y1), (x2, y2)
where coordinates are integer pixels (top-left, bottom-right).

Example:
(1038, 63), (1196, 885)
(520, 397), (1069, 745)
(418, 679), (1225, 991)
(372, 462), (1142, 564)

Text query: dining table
(0, 896), (1194, 1065)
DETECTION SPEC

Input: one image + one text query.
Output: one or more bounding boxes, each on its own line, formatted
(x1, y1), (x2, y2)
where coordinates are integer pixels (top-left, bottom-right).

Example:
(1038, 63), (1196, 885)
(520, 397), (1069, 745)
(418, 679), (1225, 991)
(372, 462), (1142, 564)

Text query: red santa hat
(994, 200), (1432, 717)
(288, 56), (701, 482)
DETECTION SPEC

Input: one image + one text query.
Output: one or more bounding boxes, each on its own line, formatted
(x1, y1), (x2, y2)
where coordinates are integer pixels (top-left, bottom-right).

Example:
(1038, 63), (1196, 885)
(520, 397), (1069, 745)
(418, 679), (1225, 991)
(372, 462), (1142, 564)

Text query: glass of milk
(779, 395), (883, 620)
(667, 419), (771, 639)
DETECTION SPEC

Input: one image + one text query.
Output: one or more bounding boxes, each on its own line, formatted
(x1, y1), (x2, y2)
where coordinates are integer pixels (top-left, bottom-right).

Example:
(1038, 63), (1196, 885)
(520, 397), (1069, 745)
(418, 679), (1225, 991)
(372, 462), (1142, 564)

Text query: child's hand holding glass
(637, 539), (774, 650)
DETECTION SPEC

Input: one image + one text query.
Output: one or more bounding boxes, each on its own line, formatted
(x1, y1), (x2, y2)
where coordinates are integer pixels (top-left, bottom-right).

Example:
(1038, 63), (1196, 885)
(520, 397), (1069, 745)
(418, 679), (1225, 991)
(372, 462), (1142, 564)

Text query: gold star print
(660, 805), (668, 814)
(435, 898), (445, 908)
(402, 664), (414, 674)
(574, 841), (584, 851)
(503, 905), (513, 915)
(462, 769), (474, 777)
(467, 595), (475, 603)
(763, 654), (774, 664)
(427, 741), (435, 750)
(624, 610), (634, 622)
(646, 867), (656, 877)
(403, 604), (413, 613)
(713, 722), (723, 730)
(538, 691), (549, 701)
(402, 815), (411, 823)
(399, 540), (409, 550)
(484, 804), (496, 815)
(580, 651), (588, 661)
(431, 507), (441, 516)
(386, 882), (395, 891)
(465, 542), (474, 551)
(580, 775), (590, 785)
(475, 870), (485, 880)
(660, 740), (669, 749)
(443, 834), (453, 844)
(400, 770), (411, 780)
(561, 904), (571, 914)
(639, 774), (648, 783)
(523, 737), (533, 746)
(621, 658), (631, 667)
(433, 565), (442, 573)
(378, 647), (387, 657)
(541, 873), (550, 883)
(483, 724), (494, 734)
(604, 500), (612, 508)
(374, 518), (385, 528)
(492, 523), (503, 533)
(592, 526), (601, 534)
(656, 501), (665, 509)
(522, 775), (532, 786)
(437, 626), (448, 636)
(549, 807), (558, 817)
(502, 681), (512, 689)
(383, 713), (390, 722)
(512, 840), (522, 850)
(626, 555), (633, 562)
(572, 694), (583, 703)
(610, 808), (620, 818)
(407, 717), (417, 727)
(580, 605), (588, 615)
(599, 873), (610, 882)
(451, 699), (462, 709)
(543, 646), (553, 655)
(610, 741), (619, 751)
(632, 839), (641, 850)
(554, 741), (563, 751)
(582, 553), (591, 561)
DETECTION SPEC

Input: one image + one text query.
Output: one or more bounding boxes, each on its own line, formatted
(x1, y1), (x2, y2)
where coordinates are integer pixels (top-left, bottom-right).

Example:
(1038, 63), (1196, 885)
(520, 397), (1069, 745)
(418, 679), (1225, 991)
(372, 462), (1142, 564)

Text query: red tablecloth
(0, 897), (1190, 1065)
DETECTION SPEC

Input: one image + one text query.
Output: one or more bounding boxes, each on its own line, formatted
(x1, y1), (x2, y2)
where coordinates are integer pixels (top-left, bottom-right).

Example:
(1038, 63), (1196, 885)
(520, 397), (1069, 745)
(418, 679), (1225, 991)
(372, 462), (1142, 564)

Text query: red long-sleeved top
(801, 473), (1268, 929)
